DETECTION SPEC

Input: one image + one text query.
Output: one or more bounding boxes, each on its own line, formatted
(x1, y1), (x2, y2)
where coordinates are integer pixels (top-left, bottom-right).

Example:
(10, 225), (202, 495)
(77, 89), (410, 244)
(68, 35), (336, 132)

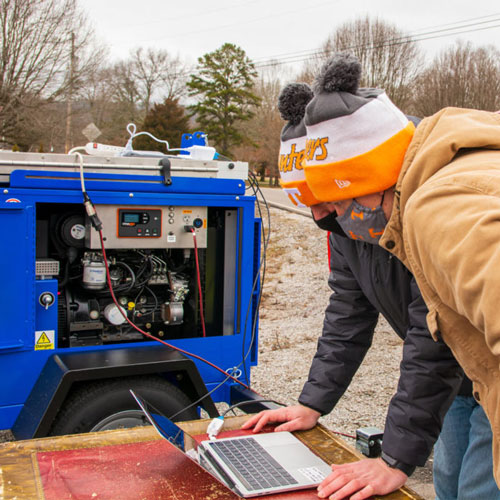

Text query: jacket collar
(381, 107), (500, 265)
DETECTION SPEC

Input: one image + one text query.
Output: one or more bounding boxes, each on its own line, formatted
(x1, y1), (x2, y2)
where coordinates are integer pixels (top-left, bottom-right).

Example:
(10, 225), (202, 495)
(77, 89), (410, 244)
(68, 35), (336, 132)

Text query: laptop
(130, 390), (332, 498)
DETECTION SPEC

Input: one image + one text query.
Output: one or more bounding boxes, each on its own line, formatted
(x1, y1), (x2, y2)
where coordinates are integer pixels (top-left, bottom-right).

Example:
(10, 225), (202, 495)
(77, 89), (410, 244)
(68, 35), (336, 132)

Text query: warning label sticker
(35, 330), (55, 350)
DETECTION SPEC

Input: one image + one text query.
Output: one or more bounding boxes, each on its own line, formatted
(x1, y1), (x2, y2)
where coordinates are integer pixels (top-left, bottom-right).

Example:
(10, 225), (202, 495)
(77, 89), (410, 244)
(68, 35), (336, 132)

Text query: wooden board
(0, 416), (424, 500)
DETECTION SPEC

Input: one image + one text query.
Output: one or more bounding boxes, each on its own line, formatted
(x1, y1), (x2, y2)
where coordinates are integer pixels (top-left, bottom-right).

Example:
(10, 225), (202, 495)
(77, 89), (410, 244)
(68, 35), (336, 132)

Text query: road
(257, 187), (312, 218)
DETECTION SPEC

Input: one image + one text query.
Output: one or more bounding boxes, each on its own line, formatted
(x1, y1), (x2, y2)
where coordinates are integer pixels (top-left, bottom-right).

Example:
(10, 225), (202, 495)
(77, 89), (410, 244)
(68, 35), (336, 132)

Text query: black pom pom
(313, 53), (361, 94)
(278, 83), (314, 125)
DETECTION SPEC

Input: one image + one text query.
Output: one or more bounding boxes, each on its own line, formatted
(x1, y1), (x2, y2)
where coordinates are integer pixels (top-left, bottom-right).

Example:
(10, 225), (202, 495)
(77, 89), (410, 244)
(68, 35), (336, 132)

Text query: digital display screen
(122, 213), (140, 223)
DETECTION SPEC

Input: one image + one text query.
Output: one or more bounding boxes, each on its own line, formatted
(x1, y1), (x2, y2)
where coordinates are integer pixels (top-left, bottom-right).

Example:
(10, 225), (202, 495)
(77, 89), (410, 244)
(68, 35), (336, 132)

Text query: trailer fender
(12, 345), (218, 439)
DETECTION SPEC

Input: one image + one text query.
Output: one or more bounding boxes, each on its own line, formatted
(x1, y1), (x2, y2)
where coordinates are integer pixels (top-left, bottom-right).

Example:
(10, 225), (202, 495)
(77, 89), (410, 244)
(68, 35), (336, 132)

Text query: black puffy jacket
(298, 230), (470, 468)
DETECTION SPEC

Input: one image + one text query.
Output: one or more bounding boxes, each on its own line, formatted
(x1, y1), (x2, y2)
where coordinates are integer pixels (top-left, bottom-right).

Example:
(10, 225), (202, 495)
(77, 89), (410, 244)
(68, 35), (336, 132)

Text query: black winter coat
(298, 230), (471, 468)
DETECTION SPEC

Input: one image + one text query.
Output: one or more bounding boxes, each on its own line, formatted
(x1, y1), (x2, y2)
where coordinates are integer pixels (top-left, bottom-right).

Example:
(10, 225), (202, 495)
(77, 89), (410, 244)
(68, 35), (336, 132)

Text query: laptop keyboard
(208, 437), (299, 491)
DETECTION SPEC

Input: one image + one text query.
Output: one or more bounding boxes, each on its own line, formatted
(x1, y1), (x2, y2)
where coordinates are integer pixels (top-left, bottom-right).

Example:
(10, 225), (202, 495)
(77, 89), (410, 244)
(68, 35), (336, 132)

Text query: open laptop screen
(130, 390), (188, 452)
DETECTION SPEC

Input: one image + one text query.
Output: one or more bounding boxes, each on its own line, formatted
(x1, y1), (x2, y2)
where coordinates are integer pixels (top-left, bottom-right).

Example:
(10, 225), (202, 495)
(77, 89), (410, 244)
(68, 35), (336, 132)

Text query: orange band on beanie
(279, 178), (320, 207)
(305, 122), (414, 202)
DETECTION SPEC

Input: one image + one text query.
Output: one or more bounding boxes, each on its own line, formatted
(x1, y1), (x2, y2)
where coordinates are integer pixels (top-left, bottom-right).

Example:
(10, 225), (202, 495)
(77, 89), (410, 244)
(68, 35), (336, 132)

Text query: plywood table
(0, 415), (424, 500)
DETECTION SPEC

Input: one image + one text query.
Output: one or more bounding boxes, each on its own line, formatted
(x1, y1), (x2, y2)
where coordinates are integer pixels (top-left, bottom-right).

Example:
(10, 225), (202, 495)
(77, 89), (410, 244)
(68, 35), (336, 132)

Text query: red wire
(190, 228), (206, 338)
(333, 431), (357, 439)
(97, 226), (356, 440)
(98, 230), (249, 389)
(84, 198), (356, 437)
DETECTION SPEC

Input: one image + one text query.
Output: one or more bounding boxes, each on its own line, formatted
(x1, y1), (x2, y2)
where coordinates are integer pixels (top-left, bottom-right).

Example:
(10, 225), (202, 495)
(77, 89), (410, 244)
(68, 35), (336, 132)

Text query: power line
(151, 17), (500, 79)
(109, 0), (337, 46)
(251, 12), (500, 63)
(254, 16), (500, 69)
(254, 15), (500, 66)
(109, 0), (262, 31)
(403, 12), (500, 34)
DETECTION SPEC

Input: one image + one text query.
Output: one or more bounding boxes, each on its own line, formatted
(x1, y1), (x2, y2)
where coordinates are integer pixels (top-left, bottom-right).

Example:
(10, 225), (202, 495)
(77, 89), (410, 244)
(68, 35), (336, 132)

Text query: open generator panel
(0, 150), (254, 355)
(36, 201), (236, 348)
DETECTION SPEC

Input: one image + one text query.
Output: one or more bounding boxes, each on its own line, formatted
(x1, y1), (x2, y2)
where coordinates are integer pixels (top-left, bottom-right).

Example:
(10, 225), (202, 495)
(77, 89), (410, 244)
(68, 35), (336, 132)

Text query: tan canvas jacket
(380, 107), (500, 485)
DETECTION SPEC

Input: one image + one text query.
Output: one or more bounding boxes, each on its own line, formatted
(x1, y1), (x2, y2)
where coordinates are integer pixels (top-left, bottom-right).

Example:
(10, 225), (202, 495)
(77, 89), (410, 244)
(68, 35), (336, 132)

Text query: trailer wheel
(49, 376), (198, 436)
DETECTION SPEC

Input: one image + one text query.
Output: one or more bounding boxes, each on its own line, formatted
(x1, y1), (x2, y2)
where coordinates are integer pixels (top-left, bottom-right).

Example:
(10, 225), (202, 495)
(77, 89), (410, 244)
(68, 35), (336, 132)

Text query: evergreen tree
(133, 97), (190, 152)
(186, 43), (260, 157)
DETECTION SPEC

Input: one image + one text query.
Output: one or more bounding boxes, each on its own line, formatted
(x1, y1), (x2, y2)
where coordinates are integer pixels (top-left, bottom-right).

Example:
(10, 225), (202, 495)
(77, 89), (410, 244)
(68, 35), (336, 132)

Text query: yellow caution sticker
(35, 330), (55, 350)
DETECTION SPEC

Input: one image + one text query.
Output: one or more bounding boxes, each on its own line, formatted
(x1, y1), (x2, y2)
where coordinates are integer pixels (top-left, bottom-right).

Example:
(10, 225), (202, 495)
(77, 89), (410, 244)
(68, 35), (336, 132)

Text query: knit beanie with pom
(277, 82), (319, 207)
(304, 53), (415, 202)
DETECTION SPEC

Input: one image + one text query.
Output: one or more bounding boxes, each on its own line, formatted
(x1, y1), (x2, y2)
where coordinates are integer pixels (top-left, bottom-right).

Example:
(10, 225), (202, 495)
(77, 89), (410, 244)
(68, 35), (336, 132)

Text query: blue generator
(0, 150), (263, 439)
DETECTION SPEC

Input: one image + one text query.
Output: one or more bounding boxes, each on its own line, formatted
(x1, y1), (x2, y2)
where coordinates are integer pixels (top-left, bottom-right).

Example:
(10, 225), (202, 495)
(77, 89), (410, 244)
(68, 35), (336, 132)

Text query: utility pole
(65, 33), (75, 153)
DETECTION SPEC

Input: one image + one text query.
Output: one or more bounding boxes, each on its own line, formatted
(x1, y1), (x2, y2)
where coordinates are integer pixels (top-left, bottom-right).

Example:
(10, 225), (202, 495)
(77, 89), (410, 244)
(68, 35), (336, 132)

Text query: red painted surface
(37, 429), (323, 500)
(37, 439), (238, 500)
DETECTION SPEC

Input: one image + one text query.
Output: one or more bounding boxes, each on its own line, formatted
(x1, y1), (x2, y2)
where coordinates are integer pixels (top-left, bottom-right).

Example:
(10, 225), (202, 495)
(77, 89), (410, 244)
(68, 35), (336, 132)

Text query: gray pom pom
(313, 53), (361, 94)
(278, 83), (313, 125)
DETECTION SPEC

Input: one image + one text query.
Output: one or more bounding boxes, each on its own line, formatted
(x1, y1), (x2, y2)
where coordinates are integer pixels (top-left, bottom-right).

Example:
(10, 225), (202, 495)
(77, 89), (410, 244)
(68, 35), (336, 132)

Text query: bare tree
(130, 47), (189, 114)
(234, 74), (283, 183)
(30, 101), (68, 152)
(303, 16), (423, 110)
(110, 61), (142, 123)
(0, 0), (103, 147)
(80, 68), (116, 131)
(77, 66), (128, 146)
(159, 54), (191, 101)
(412, 41), (500, 116)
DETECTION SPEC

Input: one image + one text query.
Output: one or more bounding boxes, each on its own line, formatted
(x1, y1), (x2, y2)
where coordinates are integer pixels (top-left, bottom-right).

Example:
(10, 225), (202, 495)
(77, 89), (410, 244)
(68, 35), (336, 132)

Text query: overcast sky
(80, 0), (500, 69)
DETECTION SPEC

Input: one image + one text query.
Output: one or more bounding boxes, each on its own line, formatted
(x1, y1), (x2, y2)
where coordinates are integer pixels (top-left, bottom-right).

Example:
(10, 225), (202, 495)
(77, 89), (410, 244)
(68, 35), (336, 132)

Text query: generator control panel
(118, 209), (162, 238)
(86, 205), (208, 249)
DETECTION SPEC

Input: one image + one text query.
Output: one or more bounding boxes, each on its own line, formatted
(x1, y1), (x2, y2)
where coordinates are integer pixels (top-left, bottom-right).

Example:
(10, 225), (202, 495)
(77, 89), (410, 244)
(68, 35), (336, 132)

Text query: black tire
(49, 375), (198, 436)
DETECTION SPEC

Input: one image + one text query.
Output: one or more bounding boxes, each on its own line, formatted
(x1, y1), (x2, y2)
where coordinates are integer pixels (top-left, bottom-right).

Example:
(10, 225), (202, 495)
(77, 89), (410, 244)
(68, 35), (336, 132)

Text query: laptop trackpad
(252, 432), (328, 469)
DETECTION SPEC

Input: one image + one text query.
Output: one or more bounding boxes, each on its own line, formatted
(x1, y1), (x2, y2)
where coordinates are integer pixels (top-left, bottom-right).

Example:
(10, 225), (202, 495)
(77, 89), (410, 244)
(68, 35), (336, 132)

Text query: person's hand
(241, 405), (321, 433)
(317, 458), (408, 500)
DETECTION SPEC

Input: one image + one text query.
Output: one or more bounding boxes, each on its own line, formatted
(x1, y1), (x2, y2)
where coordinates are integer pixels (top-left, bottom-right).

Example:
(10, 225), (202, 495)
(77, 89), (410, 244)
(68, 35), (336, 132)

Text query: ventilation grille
(36, 259), (60, 277)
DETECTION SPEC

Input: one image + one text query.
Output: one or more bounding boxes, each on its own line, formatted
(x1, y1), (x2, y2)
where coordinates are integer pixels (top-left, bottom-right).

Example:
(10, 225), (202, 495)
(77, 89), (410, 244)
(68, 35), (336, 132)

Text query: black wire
(133, 285), (159, 318)
(240, 173), (260, 381)
(168, 180), (272, 420)
(239, 176), (258, 382)
(168, 182), (271, 419)
(254, 16), (500, 69)
(222, 399), (285, 417)
(168, 197), (272, 420)
(167, 372), (234, 420)
(115, 261), (136, 292)
(134, 254), (153, 287)
(240, 172), (270, 384)
(75, 150), (264, 422)
(96, 260), (136, 295)
(251, 12), (500, 65)
(145, 286), (159, 311)
(216, 153), (233, 161)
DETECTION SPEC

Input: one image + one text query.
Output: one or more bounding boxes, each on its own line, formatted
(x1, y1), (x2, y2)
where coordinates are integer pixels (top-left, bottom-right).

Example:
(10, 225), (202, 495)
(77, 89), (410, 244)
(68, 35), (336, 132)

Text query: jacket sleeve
(382, 276), (464, 466)
(298, 235), (379, 414)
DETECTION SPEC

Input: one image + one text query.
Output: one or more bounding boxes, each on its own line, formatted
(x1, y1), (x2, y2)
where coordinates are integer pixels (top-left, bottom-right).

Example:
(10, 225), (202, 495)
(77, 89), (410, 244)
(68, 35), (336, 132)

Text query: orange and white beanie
(304, 53), (415, 202)
(277, 83), (319, 207)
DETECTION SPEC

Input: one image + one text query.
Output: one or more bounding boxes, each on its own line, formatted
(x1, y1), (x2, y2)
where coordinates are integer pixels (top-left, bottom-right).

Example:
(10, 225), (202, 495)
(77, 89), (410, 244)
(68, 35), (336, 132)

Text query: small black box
(356, 426), (384, 458)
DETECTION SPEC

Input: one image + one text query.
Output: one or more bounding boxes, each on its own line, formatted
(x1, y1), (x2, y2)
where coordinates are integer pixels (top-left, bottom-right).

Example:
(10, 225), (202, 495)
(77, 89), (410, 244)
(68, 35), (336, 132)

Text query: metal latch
(159, 158), (172, 186)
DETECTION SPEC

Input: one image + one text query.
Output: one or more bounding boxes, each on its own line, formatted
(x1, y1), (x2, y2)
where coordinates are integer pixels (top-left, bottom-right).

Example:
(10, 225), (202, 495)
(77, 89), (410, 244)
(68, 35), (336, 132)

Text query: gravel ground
(250, 207), (435, 499)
